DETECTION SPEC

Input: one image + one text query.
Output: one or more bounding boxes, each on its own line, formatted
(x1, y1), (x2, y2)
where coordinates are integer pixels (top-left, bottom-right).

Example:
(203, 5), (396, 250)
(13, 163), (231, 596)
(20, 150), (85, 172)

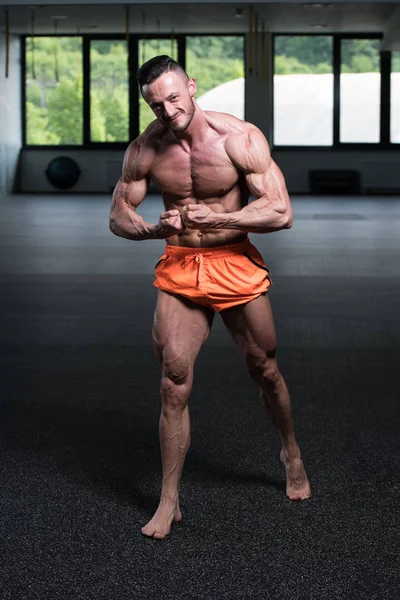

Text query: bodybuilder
(109, 55), (311, 540)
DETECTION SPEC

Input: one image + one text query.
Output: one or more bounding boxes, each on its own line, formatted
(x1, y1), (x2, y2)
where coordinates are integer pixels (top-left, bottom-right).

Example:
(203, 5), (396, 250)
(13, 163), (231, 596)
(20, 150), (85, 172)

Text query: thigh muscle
(152, 291), (214, 369)
(220, 294), (277, 359)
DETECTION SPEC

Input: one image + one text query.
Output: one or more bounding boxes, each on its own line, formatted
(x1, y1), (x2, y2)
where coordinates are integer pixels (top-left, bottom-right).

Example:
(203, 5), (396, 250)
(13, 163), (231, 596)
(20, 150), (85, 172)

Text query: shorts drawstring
(194, 254), (203, 287)
(183, 253), (205, 288)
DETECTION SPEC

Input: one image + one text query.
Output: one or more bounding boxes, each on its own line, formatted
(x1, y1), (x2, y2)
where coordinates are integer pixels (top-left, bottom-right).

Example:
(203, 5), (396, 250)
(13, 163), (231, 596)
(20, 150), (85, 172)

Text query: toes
(289, 493), (309, 501)
(141, 522), (170, 539)
(287, 485), (311, 501)
(141, 504), (180, 539)
(141, 529), (165, 539)
(141, 527), (154, 537)
(141, 521), (156, 537)
(141, 528), (168, 540)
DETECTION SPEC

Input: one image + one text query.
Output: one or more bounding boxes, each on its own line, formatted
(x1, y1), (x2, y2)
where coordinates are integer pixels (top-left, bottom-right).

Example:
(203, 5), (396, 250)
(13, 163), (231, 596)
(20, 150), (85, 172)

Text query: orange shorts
(153, 236), (272, 313)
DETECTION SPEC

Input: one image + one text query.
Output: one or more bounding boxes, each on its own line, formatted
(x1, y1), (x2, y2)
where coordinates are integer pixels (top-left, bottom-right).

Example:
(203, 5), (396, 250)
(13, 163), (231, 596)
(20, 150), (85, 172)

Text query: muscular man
(109, 55), (311, 540)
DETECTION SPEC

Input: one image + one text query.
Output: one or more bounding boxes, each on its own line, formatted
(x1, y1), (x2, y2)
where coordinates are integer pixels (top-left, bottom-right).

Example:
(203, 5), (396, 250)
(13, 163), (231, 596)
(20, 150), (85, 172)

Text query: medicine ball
(45, 156), (81, 190)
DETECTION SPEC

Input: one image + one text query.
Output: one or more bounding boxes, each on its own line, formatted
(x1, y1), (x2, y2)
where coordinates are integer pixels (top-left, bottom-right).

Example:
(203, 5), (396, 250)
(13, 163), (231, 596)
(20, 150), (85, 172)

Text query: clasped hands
(157, 204), (218, 237)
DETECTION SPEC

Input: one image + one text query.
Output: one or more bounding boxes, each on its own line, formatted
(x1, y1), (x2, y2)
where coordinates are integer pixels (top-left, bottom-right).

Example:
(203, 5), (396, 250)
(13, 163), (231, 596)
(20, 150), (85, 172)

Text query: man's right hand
(155, 210), (185, 238)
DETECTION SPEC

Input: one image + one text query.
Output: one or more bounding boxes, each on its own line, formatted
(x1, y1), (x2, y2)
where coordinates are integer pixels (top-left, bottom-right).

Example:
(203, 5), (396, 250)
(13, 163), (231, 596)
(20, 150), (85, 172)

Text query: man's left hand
(182, 204), (219, 229)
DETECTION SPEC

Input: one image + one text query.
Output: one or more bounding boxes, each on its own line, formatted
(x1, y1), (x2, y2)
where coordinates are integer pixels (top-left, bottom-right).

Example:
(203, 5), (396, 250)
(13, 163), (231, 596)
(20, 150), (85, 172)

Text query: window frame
(388, 49), (399, 145)
(21, 32), (245, 150)
(272, 32), (398, 151)
(85, 36), (132, 147)
(22, 33), (86, 149)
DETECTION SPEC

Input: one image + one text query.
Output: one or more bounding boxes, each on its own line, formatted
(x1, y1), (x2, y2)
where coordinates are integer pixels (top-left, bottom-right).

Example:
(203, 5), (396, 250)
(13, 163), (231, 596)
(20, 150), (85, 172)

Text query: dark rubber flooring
(1, 194), (399, 599)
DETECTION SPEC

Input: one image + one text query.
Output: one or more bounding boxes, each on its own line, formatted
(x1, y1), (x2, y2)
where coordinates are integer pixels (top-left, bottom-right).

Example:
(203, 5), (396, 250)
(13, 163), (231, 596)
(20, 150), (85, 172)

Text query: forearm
(216, 197), (292, 233)
(109, 211), (162, 241)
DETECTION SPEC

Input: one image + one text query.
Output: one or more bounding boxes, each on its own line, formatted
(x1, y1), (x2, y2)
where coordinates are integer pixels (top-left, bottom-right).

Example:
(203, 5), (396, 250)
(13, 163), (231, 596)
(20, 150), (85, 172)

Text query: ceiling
(1, 2), (399, 37)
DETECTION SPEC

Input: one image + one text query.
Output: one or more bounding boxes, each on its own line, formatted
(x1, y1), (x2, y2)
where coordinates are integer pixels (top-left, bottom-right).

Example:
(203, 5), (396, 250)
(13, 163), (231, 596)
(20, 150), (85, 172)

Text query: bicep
(110, 177), (148, 215)
(110, 140), (149, 215)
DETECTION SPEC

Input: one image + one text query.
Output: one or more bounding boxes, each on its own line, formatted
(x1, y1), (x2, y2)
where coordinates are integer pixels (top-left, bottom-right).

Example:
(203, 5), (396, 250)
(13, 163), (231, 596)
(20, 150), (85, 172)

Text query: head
(137, 55), (197, 133)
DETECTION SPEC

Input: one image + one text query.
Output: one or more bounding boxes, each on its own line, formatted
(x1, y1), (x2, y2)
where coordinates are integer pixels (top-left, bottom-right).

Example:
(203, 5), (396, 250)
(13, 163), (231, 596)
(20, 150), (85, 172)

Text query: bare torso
(139, 111), (263, 247)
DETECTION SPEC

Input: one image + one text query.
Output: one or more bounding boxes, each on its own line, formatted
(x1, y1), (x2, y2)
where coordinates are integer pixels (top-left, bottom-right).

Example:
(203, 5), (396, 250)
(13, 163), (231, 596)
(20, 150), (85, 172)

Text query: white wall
(0, 35), (22, 199)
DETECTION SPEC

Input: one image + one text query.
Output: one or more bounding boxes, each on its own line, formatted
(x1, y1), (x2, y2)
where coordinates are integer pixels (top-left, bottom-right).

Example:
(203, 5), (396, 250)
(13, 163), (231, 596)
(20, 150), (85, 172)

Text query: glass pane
(25, 37), (83, 145)
(274, 36), (333, 146)
(90, 40), (129, 142)
(391, 51), (400, 143)
(340, 39), (380, 143)
(186, 36), (244, 120)
(138, 39), (178, 133)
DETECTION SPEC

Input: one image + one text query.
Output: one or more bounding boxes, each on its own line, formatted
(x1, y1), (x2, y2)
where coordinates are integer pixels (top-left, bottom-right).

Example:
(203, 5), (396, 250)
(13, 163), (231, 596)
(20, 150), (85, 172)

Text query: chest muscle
(150, 144), (239, 200)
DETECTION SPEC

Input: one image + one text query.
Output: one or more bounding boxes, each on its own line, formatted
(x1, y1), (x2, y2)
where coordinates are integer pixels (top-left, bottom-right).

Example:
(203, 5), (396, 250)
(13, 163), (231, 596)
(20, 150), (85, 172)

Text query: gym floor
(1, 194), (399, 599)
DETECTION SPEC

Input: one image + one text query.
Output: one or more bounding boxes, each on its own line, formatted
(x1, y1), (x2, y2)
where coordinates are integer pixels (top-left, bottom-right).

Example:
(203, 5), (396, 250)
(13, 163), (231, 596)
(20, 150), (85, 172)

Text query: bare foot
(280, 449), (311, 501)
(141, 499), (182, 540)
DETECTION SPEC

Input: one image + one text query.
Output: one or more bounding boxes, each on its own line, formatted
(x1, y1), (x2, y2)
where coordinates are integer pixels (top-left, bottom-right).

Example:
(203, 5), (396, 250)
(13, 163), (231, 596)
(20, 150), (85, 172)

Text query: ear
(188, 77), (197, 97)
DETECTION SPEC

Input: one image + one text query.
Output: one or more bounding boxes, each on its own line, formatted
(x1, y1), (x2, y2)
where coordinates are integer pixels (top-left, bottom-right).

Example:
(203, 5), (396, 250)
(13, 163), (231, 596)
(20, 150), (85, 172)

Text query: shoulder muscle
(226, 125), (271, 174)
(122, 136), (154, 184)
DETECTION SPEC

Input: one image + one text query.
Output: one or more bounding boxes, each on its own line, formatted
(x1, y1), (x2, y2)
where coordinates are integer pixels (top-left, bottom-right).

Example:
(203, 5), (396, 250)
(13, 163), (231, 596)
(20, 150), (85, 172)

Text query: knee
(247, 354), (281, 389)
(162, 356), (190, 386)
(160, 356), (192, 410)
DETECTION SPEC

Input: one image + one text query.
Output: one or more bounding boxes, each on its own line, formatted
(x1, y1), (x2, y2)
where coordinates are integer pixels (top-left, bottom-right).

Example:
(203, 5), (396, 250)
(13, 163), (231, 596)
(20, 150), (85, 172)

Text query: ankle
(281, 446), (301, 462)
(160, 493), (178, 505)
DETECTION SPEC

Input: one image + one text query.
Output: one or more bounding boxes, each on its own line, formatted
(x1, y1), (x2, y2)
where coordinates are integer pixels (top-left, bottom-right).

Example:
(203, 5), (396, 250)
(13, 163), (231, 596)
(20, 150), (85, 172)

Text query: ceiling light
(311, 24), (328, 28)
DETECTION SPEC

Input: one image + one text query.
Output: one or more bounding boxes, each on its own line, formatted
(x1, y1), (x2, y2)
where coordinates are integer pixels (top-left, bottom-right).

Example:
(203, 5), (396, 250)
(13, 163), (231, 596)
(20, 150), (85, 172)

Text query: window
(340, 39), (381, 143)
(138, 38), (178, 133)
(391, 51), (400, 143)
(273, 35), (387, 147)
(90, 40), (129, 142)
(24, 34), (398, 148)
(25, 37), (83, 145)
(186, 36), (245, 120)
(273, 36), (333, 146)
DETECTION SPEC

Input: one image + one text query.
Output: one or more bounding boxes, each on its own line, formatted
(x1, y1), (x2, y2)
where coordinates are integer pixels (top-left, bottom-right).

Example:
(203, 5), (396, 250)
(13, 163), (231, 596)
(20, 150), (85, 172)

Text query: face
(142, 71), (197, 133)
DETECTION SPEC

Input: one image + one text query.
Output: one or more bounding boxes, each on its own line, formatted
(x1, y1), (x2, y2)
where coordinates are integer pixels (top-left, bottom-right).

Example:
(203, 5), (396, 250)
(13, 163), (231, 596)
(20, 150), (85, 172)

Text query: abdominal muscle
(162, 186), (249, 248)
(167, 227), (247, 248)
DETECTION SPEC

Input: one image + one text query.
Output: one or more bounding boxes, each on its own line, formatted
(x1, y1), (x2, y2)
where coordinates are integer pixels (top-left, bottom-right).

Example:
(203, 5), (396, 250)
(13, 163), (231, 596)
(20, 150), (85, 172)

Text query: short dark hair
(136, 55), (188, 90)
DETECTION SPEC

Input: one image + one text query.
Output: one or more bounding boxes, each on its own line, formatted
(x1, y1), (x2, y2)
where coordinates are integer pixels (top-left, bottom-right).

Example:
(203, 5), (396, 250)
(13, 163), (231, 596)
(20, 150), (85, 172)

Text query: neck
(173, 103), (209, 147)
